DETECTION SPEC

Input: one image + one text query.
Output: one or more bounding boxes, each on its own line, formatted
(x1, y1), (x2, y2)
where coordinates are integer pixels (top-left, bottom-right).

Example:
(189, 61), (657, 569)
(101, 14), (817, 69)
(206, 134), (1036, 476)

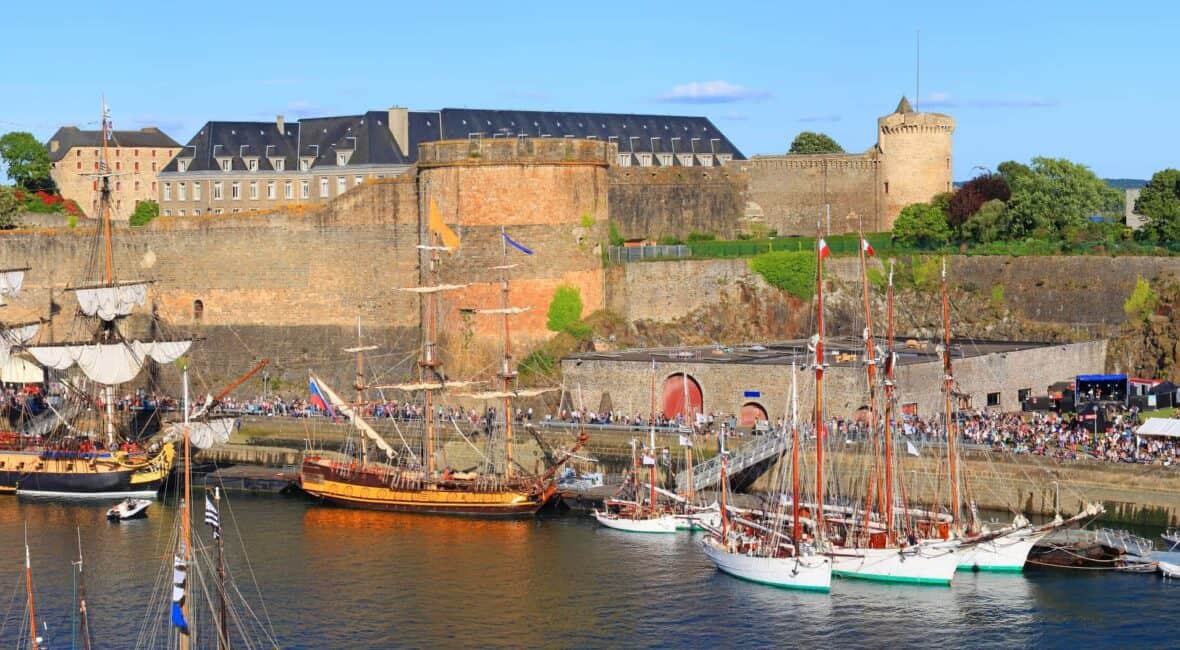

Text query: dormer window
(336, 151), (353, 166)
(300, 158), (312, 172)
(219, 158), (232, 172)
(177, 159), (188, 173)
(272, 158), (286, 172)
(658, 153), (673, 166)
(677, 154), (694, 166)
(637, 153), (653, 167)
(697, 154), (714, 167)
(246, 157), (259, 172)
(616, 154), (632, 167)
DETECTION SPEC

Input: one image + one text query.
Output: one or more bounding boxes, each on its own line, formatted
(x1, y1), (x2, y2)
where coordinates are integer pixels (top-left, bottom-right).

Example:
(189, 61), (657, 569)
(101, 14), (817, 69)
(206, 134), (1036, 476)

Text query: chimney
(49, 140), (59, 154)
(388, 106), (409, 157)
(276, 115), (285, 133)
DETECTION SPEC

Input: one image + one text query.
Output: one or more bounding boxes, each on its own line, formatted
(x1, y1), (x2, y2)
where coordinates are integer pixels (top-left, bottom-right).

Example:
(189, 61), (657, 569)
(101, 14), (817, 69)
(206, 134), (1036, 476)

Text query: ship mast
(940, 259), (963, 535)
(883, 260), (897, 545)
(681, 367), (694, 503)
(855, 223), (881, 544)
(214, 488), (228, 650)
(72, 529), (92, 650)
(100, 96), (114, 285)
(647, 360), (657, 515)
(496, 230), (517, 480)
(813, 226), (827, 539)
(180, 367), (192, 650)
(422, 237), (443, 475)
(346, 319), (377, 465)
(24, 523), (39, 650)
(791, 364), (801, 554)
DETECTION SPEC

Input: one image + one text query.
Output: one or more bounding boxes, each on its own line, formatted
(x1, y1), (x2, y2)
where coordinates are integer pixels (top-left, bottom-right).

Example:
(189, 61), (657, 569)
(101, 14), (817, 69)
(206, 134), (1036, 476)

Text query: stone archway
(740, 401), (769, 428)
(662, 373), (703, 420)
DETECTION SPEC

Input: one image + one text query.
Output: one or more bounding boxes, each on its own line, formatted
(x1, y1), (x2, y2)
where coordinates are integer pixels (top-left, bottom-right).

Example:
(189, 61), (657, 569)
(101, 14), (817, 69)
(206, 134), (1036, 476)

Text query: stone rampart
(608, 166), (745, 240)
(737, 154), (882, 236)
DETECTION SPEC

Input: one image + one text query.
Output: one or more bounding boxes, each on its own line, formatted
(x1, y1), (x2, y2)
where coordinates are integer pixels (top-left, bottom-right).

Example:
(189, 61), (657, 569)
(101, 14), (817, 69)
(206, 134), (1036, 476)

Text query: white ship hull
(828, 541), (959, 585)
(594, 510), (678, 534)
(701, 537), (832, 592)
(956, 527), (1048, 572)
(675, 506), (722, 531)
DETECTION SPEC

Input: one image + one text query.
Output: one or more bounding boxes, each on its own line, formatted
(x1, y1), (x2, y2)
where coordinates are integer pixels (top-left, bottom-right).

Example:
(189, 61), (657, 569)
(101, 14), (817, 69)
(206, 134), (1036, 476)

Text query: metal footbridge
(675, 433), (788, 493)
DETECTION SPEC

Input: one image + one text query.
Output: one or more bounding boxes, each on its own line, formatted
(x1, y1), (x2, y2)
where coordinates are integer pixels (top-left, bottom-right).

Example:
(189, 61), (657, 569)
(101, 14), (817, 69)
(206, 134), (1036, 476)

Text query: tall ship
(300, 218), (586, 516)
(0, 99), (181, 497)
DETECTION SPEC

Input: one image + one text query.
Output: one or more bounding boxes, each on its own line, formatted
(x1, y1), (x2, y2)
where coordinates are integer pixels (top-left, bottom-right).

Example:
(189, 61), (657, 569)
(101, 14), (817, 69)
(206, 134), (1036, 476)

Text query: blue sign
(743, 390), (761, 398)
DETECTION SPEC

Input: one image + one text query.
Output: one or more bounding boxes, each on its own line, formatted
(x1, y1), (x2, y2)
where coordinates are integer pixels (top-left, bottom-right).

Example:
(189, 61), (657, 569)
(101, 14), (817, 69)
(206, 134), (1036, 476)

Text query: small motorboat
(1160, 561), (1180, 579)
(106, 498), (152, 521)
(1163, 530), (1179, 550)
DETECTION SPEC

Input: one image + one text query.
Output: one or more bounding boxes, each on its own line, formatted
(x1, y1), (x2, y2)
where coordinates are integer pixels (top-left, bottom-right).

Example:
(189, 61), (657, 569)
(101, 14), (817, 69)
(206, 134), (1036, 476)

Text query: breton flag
(679, 434), (694, 448)
(171, 555), (189, 633)
(861, 238), (875, 257)
(502, 232), (534, 255)
(204, 494), (221, 539)
(818, 237), (831, 260)
(427, 199), (461, 250)
(308, 376), (336, 418)
(907, 440), (921, 457)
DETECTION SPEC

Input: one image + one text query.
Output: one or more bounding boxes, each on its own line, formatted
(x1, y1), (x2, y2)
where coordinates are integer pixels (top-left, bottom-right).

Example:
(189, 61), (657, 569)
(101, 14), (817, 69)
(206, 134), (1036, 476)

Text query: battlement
(417, 137), (614, 167)
(742, 153), (880, 171)
(877, 110), (956, 135)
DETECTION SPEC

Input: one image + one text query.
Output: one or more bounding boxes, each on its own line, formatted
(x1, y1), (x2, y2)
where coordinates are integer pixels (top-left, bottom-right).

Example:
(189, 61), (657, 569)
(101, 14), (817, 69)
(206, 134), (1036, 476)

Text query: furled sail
(27, 340), (191, 385)
(0, 268), (28, 298)
(309, 372), (397, 459)
(69, 282), (148, 321)
(373, 380), (482, 392)
(471, 307), (531, 315)
(0, 321), (40, 366)
(398, 284), (467, 294)
(168, 417), (235, 450)
(459, 388), (559, 400)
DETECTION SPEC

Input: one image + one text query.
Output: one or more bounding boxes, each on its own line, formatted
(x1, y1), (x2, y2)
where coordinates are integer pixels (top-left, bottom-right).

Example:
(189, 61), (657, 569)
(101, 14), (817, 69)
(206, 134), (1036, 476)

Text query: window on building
(163, 183), (172, 201)
(221, 159), (232, 172)
(232, 208), (241, 214)
(177, 160), (187, 173)
(267, 181), (276, 199)
(193, 182), (201, 201)
(248, 158), (258, 172)
(134, 181), (140, 191)
(152, 182), (156, 192)
(354, 175), (363, 186)
(986, 392), (1001, 407)
(76, 150), (81, 158)
(115, 161), (121, 171)
(177, 182), (186, 201)
(178, 209), (186, 217)
(337, 152), (347, 166)
(134, 161), (140, 171)
(319, 177), (329, 197)
(300, 180), (309, 199)
(231, 182), (240, 200)
(152, 150), (156, 157)
(76, 162), (81, 170)
(151, 162), (157, 172)
(115, 181), (121, 191)
(212, 182), (223, 200)
(193, 208), (201, 216)
(214, 208), (223, 215)
(163, 209), (172, 216)
(92, 180), (98, 191)
(337, 177), (346, 195)
(274, 159), (286, 172)
(884, 182), (889, 194)
(285, 181), (294, 199)
(193, 300), (204, 322)
(300, 159), (310, 172)
(134, 149), (139, 157)
(94, 162), (99, 171)
(1018, 388), (1032, 403)
(249, 181), (258, 200)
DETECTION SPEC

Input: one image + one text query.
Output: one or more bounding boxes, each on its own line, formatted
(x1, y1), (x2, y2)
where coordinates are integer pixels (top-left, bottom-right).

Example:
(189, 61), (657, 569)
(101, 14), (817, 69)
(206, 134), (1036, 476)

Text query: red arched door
(662, 373), (703, 420)
(740, 402), (769, 428)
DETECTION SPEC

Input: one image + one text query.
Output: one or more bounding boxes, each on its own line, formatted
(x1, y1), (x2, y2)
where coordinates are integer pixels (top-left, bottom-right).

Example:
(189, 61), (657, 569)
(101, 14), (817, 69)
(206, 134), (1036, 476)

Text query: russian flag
(308, 377), (335, 417)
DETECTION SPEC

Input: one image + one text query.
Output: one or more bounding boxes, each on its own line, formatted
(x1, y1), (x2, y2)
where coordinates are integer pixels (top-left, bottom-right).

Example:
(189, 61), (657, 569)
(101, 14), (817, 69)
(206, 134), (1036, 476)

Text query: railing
(607, 245), (690, 263)
(677, 433), (788, 492)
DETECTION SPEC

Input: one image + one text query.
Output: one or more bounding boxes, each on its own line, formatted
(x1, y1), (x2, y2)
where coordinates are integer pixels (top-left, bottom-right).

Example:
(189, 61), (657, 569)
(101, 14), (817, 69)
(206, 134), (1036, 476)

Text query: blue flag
(502, 233), (534, 255)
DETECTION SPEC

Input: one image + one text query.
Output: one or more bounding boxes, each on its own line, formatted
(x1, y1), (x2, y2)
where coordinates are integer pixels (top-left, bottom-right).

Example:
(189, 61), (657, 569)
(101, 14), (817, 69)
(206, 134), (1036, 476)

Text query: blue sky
(4, 0), (1177, 180)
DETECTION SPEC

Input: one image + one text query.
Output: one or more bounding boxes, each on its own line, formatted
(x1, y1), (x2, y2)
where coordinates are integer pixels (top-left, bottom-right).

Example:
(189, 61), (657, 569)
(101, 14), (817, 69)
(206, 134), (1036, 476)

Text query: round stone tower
(876, 96), (955, 229)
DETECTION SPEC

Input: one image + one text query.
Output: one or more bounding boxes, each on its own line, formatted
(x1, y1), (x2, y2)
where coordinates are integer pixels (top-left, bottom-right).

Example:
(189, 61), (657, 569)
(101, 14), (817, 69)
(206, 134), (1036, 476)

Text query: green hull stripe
(833, 569), (951, 586)
(957, 564), (1024, 573)
(716, 568), (831, 593)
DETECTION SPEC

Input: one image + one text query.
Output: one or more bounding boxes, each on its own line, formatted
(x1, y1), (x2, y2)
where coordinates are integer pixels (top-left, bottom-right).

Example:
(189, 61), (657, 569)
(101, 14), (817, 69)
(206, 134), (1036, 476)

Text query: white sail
(373, 380), (482, 391)
(27, 340), (192, 385)
(0, 322), (40, 367)
(172, 417), (236, 451)
(310, 372), (397, 459)
(0, 269), (26, 298)
(71, 282), (148, 321)
(459, 387), (558, 400)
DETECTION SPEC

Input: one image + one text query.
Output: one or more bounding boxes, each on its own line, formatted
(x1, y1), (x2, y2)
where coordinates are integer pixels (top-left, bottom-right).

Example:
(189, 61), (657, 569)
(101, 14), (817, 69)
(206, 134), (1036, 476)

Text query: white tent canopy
(1136, 418), (1180, 439)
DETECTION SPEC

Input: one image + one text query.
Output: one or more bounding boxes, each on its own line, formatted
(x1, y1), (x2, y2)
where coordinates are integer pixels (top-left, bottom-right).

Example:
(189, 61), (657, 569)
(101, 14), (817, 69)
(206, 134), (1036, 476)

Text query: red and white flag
(861, 238), (875, 257)
(818, 237), (831, 260)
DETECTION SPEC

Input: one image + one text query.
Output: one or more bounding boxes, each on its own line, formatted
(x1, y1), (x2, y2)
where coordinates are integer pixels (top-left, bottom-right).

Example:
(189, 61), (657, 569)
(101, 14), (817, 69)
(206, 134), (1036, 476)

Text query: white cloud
(659, 80), (771, 104)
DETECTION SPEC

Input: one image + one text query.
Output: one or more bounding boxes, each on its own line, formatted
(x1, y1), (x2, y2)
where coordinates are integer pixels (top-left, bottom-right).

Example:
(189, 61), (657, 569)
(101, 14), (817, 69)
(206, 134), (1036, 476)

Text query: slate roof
(162, 107), (744, 173)
(46, 126), (180, 161)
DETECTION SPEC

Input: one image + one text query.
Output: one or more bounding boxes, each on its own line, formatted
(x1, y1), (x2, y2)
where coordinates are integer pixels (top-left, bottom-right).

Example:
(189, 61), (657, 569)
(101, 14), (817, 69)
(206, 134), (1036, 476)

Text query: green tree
(749, 251), (816, 300)
(999, 157), (1121, 238)
(546, 284), (584, 333)
(0, 186), (20, 229)
(788, 132), (844, 154)
(0, 132), (52, 191)
(1124, 276), (1159, 321)
(960, 199), (1008, 243)
(129, 200), (159, 227)
(891, 203), (951, 248)
(1134, 169), (1180, 243)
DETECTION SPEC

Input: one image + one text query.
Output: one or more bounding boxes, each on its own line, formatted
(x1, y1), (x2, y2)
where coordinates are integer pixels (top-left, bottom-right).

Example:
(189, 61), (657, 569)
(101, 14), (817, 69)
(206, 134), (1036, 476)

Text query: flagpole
(180, 367), (191, 650)
(214, 487), (227, 650)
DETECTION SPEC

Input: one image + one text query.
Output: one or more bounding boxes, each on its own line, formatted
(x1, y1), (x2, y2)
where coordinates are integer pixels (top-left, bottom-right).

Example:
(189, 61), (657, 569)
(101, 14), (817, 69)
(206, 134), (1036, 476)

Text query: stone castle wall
(878, 111), (955, 225)
(737, 154), (882, 236)
(607, 166), (745, 240)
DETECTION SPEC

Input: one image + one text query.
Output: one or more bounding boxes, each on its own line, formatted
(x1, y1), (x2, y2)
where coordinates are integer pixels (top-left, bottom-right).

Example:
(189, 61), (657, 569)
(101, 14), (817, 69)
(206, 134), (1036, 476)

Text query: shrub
(686, 231), (716, 242)
(129, 200), (159, 227)
(608, 221), (624, 246)
(1124, 276), (1159, 321)
(892, 203), (951, 248)
(580, 213), (596, 228)
(658, 235), (684, 245)
(749, 251), (816, 300)
(546, 285), (584, 333)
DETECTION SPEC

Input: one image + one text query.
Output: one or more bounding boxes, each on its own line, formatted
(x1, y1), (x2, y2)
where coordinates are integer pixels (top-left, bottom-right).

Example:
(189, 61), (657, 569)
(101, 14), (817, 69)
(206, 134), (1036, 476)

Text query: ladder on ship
(675, 433), (788, 493)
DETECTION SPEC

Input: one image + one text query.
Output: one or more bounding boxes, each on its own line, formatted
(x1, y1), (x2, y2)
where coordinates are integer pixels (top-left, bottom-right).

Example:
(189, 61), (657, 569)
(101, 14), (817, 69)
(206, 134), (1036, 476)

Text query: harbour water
(0, 494), (1173, 649)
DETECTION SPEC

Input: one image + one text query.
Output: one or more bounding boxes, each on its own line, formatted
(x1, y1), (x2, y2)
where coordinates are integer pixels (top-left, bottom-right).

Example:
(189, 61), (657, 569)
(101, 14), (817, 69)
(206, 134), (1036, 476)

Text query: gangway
(675, 433), (787, 493)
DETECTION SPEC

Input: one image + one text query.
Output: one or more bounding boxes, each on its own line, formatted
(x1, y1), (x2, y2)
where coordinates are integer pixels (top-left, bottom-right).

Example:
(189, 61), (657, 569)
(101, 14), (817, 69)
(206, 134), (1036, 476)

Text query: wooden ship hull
(0, 442), (175, 497)
(300, 456), (557, 517)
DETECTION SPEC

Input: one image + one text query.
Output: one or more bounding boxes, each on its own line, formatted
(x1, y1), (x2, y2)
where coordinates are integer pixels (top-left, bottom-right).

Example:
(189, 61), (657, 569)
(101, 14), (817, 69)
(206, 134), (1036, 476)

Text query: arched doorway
(662, 373), (703, 421)
(740, 402), (769, 428)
